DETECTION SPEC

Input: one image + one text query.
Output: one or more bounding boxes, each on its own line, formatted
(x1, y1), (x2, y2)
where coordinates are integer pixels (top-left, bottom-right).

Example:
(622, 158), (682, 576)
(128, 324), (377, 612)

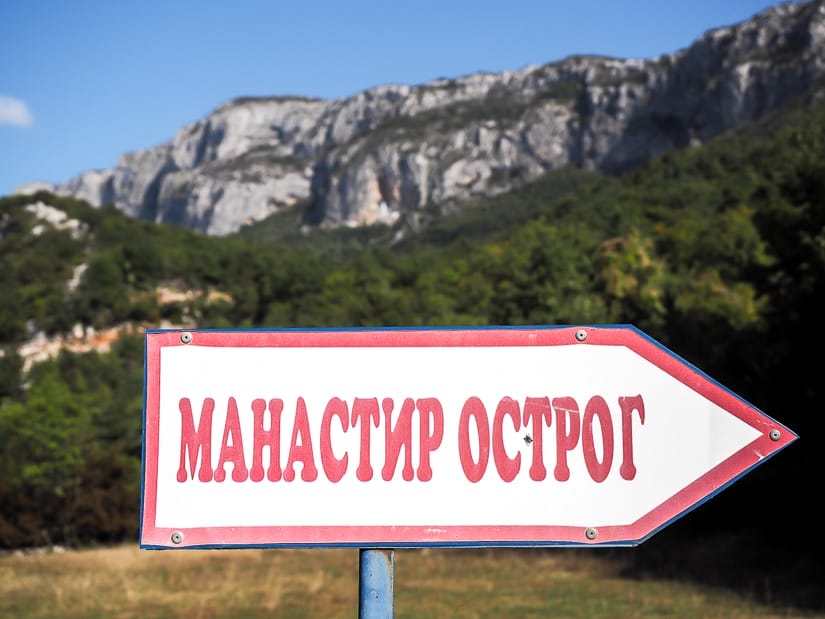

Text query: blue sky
(0, 0), (790, 197)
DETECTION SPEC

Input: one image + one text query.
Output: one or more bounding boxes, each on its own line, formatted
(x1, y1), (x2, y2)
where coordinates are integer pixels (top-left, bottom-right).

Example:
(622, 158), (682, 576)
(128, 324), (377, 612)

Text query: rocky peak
(20, 0), (825, 237)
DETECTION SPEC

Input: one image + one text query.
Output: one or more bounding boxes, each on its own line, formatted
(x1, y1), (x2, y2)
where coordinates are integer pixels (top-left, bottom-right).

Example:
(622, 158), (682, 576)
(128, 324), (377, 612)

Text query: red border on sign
(140, 325), (796, 548)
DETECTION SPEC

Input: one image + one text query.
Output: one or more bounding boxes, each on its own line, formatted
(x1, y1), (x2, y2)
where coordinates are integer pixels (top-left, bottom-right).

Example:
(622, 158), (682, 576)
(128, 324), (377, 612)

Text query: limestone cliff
(24, 0), (825, 236)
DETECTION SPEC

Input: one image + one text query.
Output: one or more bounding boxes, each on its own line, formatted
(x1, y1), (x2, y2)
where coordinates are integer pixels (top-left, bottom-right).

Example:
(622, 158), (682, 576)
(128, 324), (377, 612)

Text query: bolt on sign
(140, 326), (797, 549)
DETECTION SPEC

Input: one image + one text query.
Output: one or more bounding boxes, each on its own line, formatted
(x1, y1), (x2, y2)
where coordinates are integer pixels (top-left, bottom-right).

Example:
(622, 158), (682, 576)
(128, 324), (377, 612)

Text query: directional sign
(140, 325), (797, 549)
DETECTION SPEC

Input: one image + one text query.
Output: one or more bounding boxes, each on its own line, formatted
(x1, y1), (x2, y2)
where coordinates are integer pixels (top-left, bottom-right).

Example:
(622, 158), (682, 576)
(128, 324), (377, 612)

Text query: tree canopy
(0, 90), (823, 550)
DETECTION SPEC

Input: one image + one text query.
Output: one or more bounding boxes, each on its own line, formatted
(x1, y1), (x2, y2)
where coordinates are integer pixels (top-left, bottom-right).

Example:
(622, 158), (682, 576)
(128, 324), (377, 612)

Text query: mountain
(3, 81), (825, 608)
(14, 1), (825, 237)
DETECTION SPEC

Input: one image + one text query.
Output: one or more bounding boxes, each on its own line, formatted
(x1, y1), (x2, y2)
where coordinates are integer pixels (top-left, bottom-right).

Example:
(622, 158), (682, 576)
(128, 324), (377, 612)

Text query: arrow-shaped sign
(140, 325), (797, 548)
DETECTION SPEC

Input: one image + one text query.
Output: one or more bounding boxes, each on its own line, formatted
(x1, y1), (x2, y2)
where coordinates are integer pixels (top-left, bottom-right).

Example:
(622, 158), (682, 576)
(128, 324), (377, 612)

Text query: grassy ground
(0, 544), (821, 618)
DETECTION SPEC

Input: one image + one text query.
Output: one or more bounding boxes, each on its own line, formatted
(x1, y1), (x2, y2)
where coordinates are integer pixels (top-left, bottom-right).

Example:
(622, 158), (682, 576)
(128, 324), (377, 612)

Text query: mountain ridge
(14, 0), (825, 237)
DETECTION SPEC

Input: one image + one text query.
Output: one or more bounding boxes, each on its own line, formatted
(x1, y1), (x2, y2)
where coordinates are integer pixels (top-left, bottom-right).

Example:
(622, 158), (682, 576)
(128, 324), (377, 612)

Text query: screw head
(171, 531), (184, 544)
(180, 332), (192, 344)
(769, 429), (781, 441)
(575, 329), (587, 342)
(585, 527), (597, 541)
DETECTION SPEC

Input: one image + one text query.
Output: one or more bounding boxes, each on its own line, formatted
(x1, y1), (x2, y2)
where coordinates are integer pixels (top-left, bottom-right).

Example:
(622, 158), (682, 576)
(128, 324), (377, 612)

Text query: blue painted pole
(359, 548), (394, 618)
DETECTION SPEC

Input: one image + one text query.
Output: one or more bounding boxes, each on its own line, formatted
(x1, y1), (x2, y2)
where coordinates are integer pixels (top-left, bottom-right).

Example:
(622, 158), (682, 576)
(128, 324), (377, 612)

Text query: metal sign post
(359, 549), (394, 618)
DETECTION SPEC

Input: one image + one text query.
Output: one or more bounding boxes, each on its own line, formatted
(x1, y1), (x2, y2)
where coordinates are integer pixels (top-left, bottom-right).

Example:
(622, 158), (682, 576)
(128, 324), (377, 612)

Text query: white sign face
(140, 326), (796, 548)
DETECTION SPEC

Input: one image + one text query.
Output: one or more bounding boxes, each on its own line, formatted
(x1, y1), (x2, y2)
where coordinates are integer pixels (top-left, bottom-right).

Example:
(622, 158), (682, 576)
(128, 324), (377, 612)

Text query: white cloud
(0, 96), (34, 128)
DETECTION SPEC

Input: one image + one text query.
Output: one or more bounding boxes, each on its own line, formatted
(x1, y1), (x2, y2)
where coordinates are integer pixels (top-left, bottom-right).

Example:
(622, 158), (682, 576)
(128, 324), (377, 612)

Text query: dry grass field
(1, 544), (821, 618)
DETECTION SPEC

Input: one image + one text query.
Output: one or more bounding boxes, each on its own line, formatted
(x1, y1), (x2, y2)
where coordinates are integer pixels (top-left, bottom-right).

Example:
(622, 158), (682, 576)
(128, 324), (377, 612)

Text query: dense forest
(0, 82), (823, 607)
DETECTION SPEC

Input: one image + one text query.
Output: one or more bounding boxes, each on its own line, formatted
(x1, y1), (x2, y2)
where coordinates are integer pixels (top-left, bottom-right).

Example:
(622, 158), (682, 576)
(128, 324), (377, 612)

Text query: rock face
(27, 0), (825, 236)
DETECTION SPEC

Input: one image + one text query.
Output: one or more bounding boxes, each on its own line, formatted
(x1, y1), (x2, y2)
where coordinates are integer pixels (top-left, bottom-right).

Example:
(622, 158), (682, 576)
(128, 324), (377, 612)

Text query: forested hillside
(0, 85), (822, 606)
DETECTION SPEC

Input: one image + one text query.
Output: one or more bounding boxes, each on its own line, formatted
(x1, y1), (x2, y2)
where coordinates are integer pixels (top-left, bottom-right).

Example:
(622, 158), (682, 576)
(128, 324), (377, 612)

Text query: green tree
(482, 220), (606, 326)
(73, 251), (130, 326)
(0, 347), (22, 398)
(596, 229), (668, 332)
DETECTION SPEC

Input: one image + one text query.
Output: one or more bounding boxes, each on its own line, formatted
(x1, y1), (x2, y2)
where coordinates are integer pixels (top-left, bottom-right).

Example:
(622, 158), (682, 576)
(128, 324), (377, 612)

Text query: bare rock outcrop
(20, 1), (825, 236)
